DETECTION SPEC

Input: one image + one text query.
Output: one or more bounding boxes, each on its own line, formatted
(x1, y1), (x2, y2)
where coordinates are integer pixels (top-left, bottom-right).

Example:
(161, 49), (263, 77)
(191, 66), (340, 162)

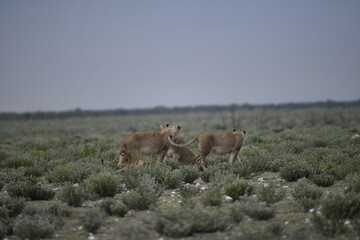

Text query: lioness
(168, 129), (246, 169)
(117, 124), (181, 171)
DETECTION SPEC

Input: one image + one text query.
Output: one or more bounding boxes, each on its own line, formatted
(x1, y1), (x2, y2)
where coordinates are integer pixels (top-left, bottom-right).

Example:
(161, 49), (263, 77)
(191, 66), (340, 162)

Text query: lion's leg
(157, 151), (166, 162)
(133, 152), (142, 165)
(229, 150), (240, 164)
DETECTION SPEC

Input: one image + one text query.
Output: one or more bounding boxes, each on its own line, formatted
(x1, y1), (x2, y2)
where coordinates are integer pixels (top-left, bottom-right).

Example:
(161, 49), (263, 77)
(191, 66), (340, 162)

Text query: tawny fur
(165, 138), (197, 165)
(117, 124), (181, 171)
(168, 129), (246, 169)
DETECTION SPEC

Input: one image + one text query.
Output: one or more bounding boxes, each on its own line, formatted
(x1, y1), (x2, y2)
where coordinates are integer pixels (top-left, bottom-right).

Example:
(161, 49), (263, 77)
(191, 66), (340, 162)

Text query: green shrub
(46, 201), (72, 217)
(164, 159), (181, 170)
(24, 165), (44, 177)
(233, 147), (269, 177)
(100, 198), (128, 217)
(88, 172), (119, 197)
(180, 166), (200, 184)
(292, 183), (323, 212)
(201, 186), (222, 207)
(0, 206), (10, 230)
(155, 208), (230, 237)
(45, 166), (72, 183)
(267, 222), (284, 236)
(58, 185), (85, 207)
(14, 215), (55, 240)
(7, 182), (55, 201)
(311, 173), (335, 187)
(164, 170), (183, 189)
(0, 158), (34, 169)
(257, 184), (284, 205)
(71, 168), (93, 183)
(241, 201), (276, 220)
(345, 174), (360, 193)
(229, 204), (244, 223)
(0, 222), (6, 240)
(0, 195), (25, 217)
(322, 192), (360, 220)
(200, 168), (213, 183)
(313, 213), (348, 237)
(121, 176), (161, 210)
(179, 185), (199, 199)
(280, 161), (313, 182)
(81, 208), (103, 233)
(23, 201), (71, 218)
(121, 166), (145, 190)
(179, 185), (199, 208)
(224, 180), (253, 201)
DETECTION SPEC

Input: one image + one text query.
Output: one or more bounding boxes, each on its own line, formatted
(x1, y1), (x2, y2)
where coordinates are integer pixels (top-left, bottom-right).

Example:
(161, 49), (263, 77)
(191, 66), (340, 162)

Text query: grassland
(0, 105), (360, 240)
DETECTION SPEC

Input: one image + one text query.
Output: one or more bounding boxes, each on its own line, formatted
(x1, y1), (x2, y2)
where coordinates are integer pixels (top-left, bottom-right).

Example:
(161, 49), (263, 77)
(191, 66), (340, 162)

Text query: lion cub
(168, 129), (246, 170)
(165, 137), (197, 165)
(117, 124), (181, 171)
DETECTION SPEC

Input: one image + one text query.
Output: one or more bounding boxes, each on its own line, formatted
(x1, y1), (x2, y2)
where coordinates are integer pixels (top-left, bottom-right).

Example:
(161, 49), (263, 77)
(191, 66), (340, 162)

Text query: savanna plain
(0, 105), (360, 240)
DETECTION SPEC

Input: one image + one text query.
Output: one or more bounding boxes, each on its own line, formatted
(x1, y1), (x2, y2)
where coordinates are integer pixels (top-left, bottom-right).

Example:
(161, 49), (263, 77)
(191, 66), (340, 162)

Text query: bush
(0, 222), (6, 240)
(345, 174), (360, 193)
(23, 201), (71, 218)
(224, 180), (253, 201)
(121, 191), (157, 210)
(311, 173), (335, 187)
(292, 183), (323, 212)
(100, 198), (128, 217)
(321, 192), (360, 220)
(45, 166), (72, 183)
(257, 184), (284, 205)
(229, 204), (244, 223)
(88, 172), (119, 197)
(7, 182), (55, 201)
(313, 213), (347, 237)
(0, 158), (34, 169)
(241, 201), (276, 220)
(121, 166), (145, 190)
(280, 161), (313, 182)
(0, 206), (10, 232)
(121, 176), (161, 210)
(81, 208), (103, 233)
(24, 165), (44, 177)
(0, 195), (25, 217)
(201, 186), (222, 207)
(179, 185), (199, 208)
(163, 170), (183, 189)
(200, 168), (213, 183)
(58, 185), (85, 207)
(232, 148), (269, 177)
(164, 159), (181, 170)
(180, 166), (200, 184)
(14, 215), (55, 240)
(155, 208), (230, 237)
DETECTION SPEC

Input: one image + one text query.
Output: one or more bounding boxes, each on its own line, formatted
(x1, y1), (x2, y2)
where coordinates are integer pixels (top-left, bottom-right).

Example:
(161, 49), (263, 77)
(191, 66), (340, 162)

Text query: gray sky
(1, 1), (359, 113)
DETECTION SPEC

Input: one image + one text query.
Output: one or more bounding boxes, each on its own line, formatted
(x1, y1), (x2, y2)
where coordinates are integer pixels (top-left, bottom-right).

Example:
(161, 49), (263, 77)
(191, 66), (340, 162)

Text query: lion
(116, 124), (182, 171)
(168, 129), (246, 170)
(165, 137), (197, 165)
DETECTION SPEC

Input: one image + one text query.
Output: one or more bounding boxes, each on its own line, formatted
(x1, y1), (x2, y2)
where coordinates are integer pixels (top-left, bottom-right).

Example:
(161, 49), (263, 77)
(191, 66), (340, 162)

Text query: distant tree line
(1, 99), (359, 121)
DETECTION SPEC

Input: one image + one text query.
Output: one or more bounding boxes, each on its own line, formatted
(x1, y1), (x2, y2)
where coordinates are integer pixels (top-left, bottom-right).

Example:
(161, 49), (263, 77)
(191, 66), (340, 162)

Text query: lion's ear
(166, 123), (170, 127)
(160, 124), (165, 130)
(242, 130), (246, 134)
(233, 128), (237, 132)
(177, 125), (182, 131)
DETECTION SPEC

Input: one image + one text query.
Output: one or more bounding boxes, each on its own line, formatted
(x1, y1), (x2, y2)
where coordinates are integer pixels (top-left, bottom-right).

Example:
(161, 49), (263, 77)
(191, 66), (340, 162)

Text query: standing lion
(117, 124), (181, 171)
(168, 129), (246, 170)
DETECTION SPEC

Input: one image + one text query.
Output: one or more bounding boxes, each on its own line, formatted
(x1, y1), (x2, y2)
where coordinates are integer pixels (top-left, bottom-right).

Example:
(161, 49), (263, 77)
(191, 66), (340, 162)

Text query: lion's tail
(168, 136), (198, 147)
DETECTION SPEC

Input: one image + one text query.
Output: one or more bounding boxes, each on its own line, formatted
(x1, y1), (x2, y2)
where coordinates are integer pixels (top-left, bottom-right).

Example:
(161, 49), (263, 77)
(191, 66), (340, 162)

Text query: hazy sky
(1, 1), (359, 112)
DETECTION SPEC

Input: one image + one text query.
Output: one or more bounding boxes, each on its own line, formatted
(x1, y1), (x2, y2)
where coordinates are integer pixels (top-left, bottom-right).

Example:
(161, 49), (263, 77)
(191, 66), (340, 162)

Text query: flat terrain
(0, 106), (360, 240)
